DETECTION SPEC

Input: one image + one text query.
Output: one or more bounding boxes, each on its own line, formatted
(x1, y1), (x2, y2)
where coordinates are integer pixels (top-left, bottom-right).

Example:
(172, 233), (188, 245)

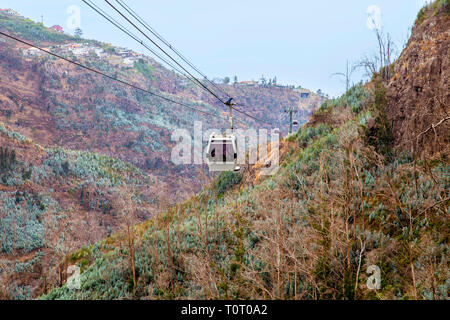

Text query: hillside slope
(0, 11), (323, 199)
(387, 1), (449, 155)
(0, 8), (324, 299)
(0, 121), (168, 299)
(41, 3), (449, 300)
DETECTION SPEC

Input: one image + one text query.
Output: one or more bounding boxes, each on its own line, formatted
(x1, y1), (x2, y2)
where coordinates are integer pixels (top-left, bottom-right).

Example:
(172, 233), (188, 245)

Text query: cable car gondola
(206, 98), (240, 172)
(206, 133), (239, 172)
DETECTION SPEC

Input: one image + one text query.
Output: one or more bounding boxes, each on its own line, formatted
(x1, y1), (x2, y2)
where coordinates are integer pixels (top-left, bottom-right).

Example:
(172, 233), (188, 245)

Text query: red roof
(50, 25), (63, 33)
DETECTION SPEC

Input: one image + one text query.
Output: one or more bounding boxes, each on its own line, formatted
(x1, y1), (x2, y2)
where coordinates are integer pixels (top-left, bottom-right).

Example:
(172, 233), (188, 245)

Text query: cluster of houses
(236, 81), (259, 87)
(60, 43), (102, 58)
(57, 43), (144, 66)
(0, 8), (21, 17)
(22, 41), (146, 66)
(115, 48), (144, 65)
(3, 7), (146, 67)
(234, 81), (308, 93)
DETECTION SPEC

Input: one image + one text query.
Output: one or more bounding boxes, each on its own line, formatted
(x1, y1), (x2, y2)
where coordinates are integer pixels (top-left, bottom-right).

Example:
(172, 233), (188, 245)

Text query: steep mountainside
(0, 122), (164, 298)
(0, 9), (324, 299)
(0, 11), (323, 199)
(39, 2), (449, 300)
(387, 1), (449, 155)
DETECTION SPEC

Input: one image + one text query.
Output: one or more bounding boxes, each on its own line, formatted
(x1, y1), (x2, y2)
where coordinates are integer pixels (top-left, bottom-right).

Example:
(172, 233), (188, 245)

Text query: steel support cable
(115, 0), (233, 101)
(104, 0), (271, 125)
(0, 31), (231, 122)
(83, 0), (212, 91)
(104, 0), (228, 107)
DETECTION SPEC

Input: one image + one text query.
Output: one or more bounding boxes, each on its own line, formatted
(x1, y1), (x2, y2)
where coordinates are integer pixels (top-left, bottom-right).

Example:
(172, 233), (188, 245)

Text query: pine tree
(74, 28), (83, 38)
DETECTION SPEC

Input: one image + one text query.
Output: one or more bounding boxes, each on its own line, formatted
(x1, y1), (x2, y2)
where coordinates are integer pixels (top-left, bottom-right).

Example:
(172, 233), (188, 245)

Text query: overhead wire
(104, 0), (227, 106)
(82, 0), (212, 91)
(100, 0), (272, 125)
(115, 0), (233, 102)
(0, 31), (231, 123)
(115, 0), (272, 123)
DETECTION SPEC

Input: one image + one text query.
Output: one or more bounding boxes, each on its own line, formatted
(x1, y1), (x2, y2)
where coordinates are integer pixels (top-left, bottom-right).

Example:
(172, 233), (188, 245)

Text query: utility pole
(284, 107), (298, 135)
(331, 59), (353, 93)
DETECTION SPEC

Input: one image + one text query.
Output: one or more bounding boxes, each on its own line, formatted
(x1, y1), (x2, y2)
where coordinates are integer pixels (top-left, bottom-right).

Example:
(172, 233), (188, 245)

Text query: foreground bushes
(42, 86), (449, 299)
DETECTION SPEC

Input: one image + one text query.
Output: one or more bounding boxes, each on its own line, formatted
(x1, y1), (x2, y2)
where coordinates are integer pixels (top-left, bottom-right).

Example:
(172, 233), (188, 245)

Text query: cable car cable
(104, 0), (228, 107)
(115, 0), (269, 126)
(83, 0), (219, 96)
(0, 31), (232, 122)
(115, 0), (233, 102)
(101, 0), (271, 125)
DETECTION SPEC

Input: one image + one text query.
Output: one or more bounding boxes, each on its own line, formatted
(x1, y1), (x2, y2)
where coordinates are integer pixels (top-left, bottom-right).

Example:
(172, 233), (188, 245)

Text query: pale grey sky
(0, 1), (427, 97)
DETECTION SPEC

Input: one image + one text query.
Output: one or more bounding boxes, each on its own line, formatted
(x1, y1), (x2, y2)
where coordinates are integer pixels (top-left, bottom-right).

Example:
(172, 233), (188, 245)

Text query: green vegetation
(416, 0), (450, 25)
(1, 2), (449, 300)
(41, 80), (449, 299)
(215, 171), (242, 196)
(0, 15), (74, 43)
(435, 0), (450, 11)
(134, 59), (154, 80)
(364, 80), (393, 156)
(0, 123), (157, 299)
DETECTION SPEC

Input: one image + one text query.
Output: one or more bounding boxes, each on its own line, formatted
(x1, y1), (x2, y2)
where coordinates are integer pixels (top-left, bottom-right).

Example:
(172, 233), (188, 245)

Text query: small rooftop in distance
(0, 8), (20, 16)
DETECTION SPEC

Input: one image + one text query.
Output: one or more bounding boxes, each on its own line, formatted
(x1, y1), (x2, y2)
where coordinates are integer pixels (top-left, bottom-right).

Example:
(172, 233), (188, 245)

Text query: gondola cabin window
(210, 140), (236, 162)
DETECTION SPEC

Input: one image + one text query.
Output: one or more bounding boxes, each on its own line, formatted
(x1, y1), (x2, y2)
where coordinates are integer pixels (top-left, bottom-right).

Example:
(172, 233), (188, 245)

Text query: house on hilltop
(123, 56), (138, 66)
(301, 92), (310, 99)
(50, 25), (64, 33)
(0, 8), (20, 17)
(61, 43), (91, 56)
(117, 48), (134, 58)
(237, 81), (259, 87)
(72, 47), (89, 56)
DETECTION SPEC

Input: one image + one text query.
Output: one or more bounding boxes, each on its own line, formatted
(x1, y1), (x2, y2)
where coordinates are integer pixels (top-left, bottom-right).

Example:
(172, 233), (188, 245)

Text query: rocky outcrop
(386, 5), (449, 155)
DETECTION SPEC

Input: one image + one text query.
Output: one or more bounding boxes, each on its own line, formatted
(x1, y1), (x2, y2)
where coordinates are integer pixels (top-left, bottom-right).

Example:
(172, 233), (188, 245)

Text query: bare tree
(355, 20), (396, 81)
(331, 60), (355, 92)
(112, 185), (138, 289)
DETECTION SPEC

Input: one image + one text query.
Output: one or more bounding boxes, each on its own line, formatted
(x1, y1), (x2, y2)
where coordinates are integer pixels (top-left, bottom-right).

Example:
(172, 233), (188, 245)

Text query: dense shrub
(0, 147), (17, 173)
(362, 80), (393, 157)
(134, 59), (154, 80)
(0, 192), (47, 254)
(41, 77), (449, 301)
(215, 171), (242, 196)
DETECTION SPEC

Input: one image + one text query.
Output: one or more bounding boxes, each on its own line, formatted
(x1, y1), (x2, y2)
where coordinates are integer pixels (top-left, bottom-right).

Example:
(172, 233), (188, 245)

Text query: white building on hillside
(123, 56), (138, 66)
(23, 47), (43, 57)
(94, 48), (106, 58)
(72, 47), (89, 56)
(0, 8), (21, 17)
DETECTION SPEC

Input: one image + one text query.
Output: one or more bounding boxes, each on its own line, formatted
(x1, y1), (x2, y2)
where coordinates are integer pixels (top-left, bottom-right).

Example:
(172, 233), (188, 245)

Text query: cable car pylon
(285, 106), (299, 135)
